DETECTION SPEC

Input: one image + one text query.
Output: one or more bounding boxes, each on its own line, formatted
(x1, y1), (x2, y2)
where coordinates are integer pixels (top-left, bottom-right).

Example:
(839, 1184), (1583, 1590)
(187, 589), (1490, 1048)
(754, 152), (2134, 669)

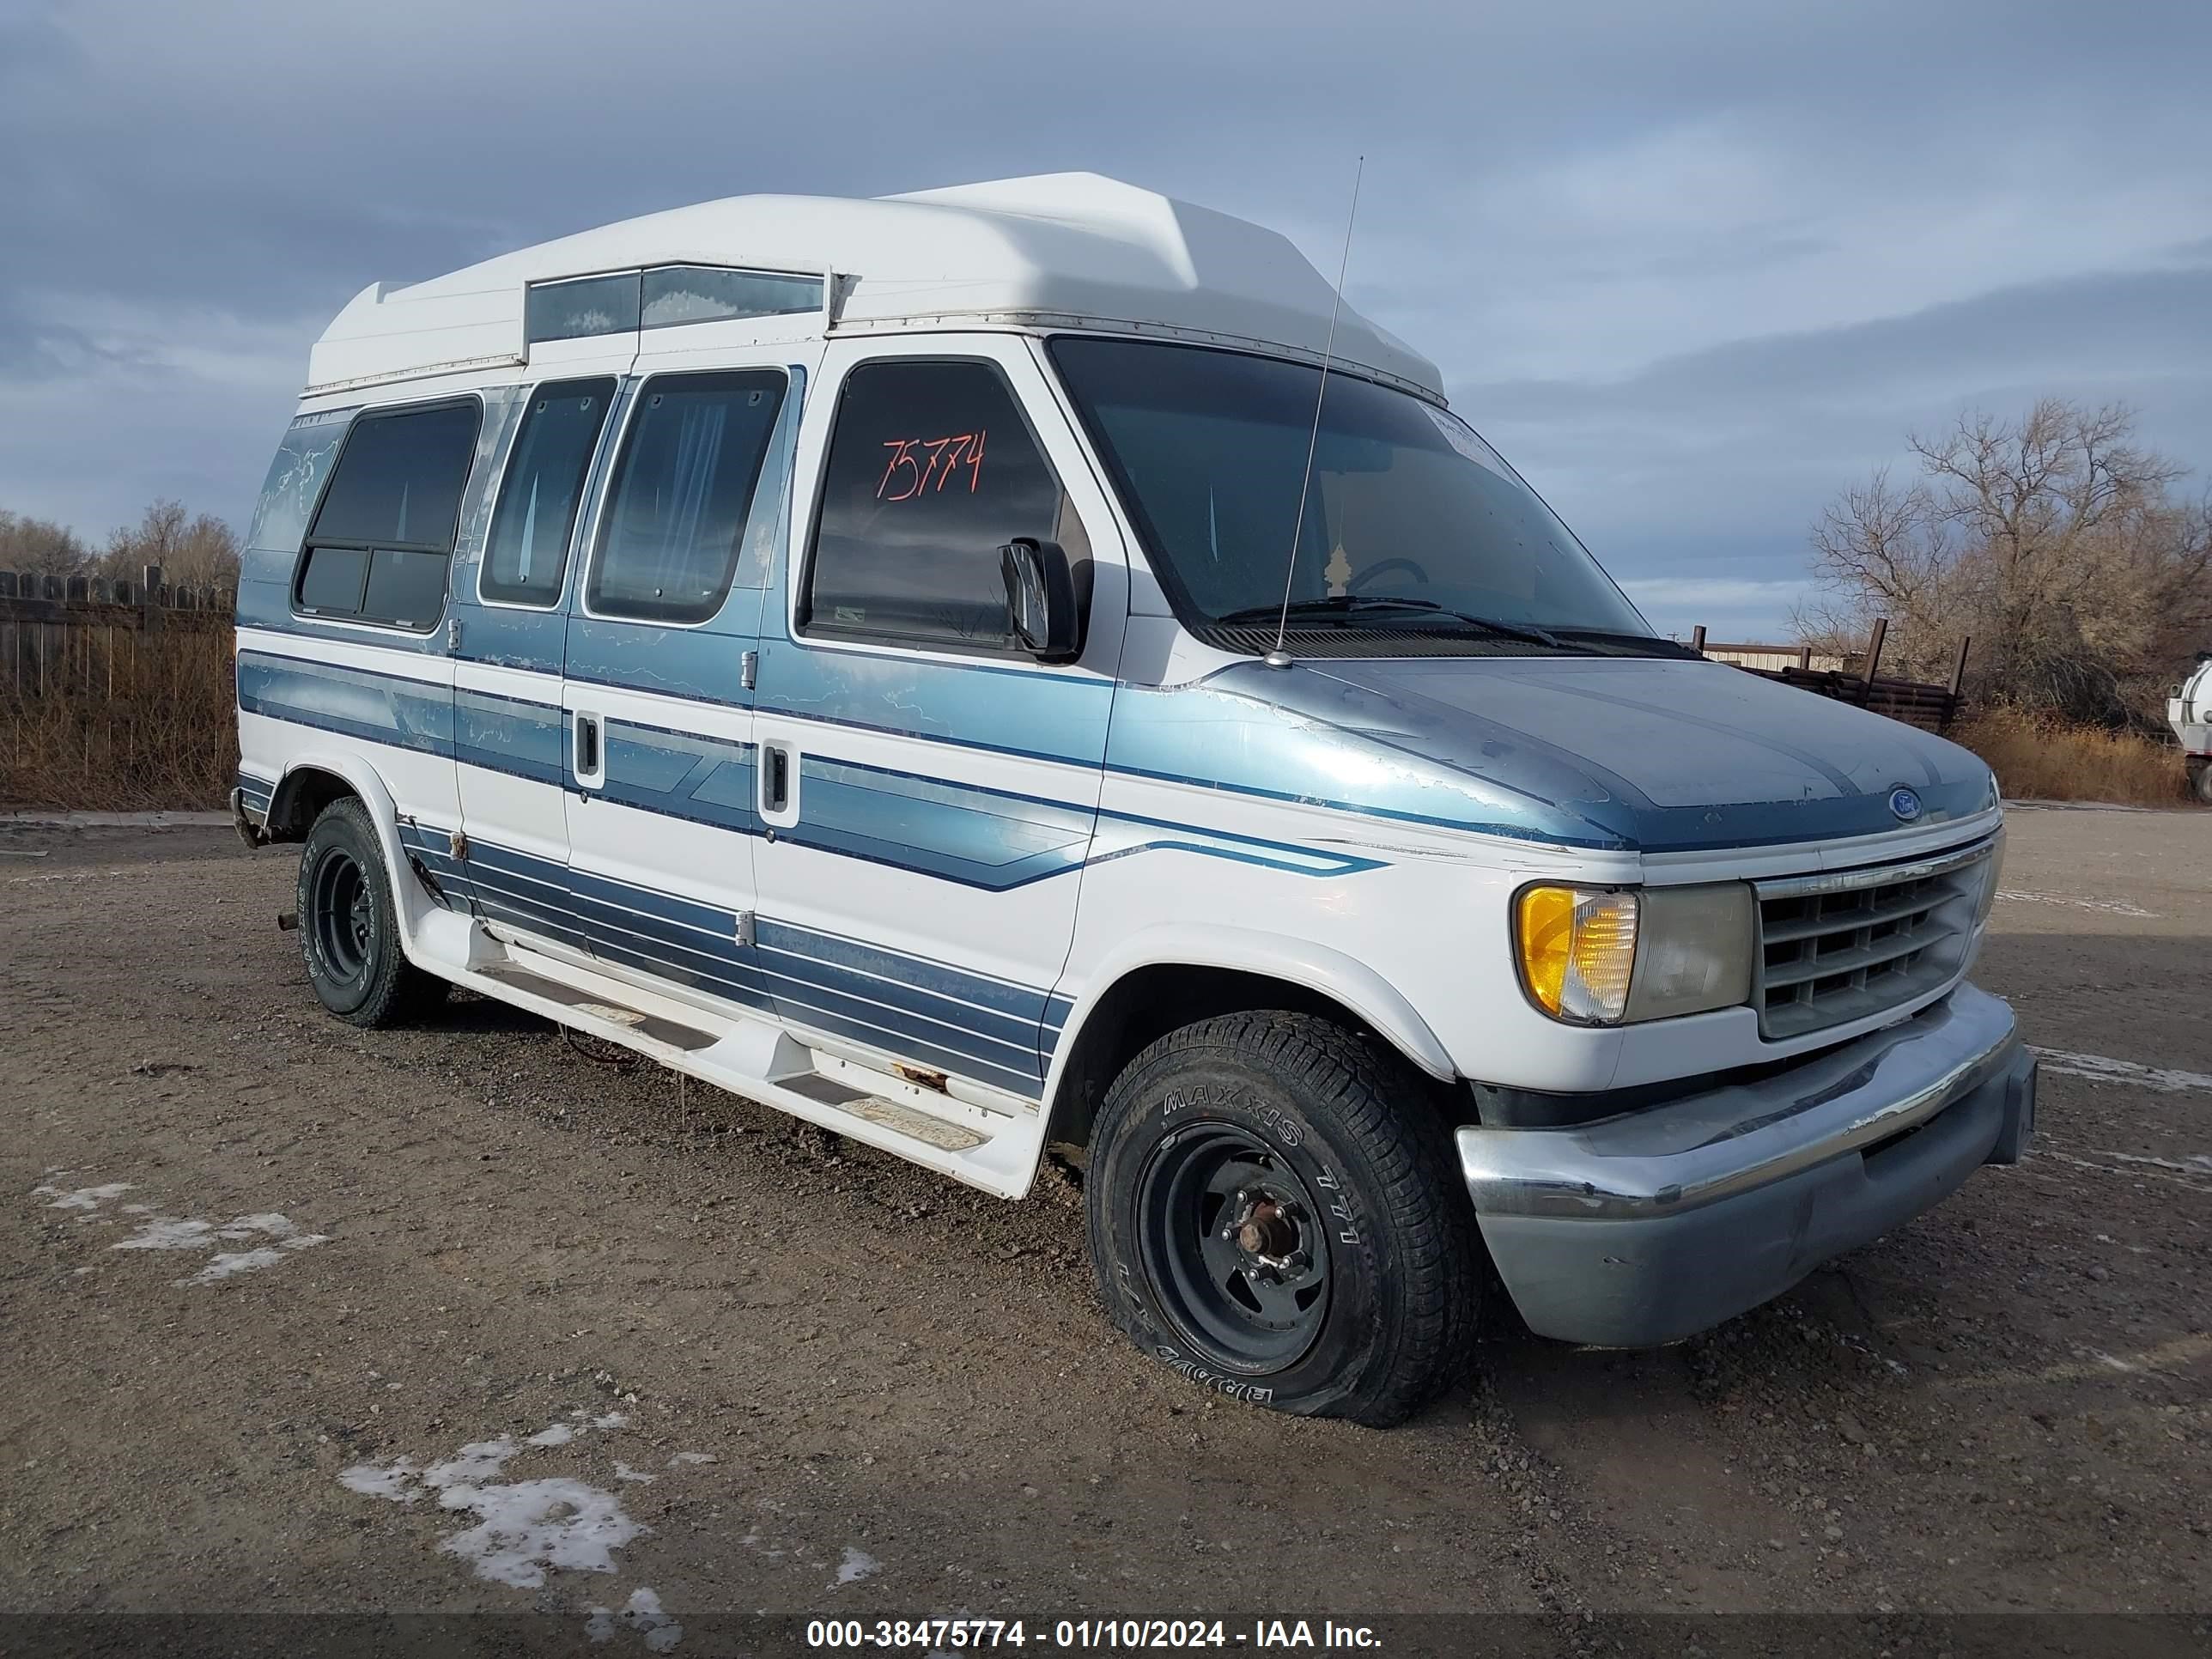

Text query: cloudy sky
(4, 0), (2208, 638)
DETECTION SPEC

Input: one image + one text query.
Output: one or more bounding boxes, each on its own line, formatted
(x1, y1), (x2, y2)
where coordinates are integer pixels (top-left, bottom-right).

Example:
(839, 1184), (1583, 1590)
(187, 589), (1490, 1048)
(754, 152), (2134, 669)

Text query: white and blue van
(234, 173), (2034, 1425)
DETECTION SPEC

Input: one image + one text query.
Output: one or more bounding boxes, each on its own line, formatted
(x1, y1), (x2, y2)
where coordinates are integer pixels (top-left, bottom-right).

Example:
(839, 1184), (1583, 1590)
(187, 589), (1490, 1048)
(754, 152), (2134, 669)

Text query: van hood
(1109, 655), (1996, 854)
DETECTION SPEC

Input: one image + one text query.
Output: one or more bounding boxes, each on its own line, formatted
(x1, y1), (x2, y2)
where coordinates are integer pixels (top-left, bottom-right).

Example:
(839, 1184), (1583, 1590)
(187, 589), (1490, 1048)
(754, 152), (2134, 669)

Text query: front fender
(1044, 922), (1459, 1107)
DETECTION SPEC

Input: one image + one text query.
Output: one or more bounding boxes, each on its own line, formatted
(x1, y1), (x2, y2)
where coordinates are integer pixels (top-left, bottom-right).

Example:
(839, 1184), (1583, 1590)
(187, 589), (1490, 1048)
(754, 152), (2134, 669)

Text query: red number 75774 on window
(877, 430), (986, 501)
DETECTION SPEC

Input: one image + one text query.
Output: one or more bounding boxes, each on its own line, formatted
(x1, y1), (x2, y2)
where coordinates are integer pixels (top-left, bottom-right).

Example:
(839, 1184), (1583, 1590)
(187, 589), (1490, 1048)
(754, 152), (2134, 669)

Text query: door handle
(757, 738), (799, 830)
(573, 713), (604, 789)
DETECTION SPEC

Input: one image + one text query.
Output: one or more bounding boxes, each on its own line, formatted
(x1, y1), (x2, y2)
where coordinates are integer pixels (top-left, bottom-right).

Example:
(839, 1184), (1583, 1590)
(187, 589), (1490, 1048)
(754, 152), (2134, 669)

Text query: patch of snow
(2104, 1150), (2212, 1176)
(108, 1211), (328, 1282)
(1997, 890), (2154, 918)
(425, 1436), (521, 1486)
(436, 1475), (641, 1589)
(667, 1452), (715, 1467)
(179, 1231), (329, 1285)
(217, 1212), (296, 1238)
(613, 1462), (655, 1484)
(340, 1462), (421, 1502)
(2032, 1048), (2212, 1093)
(587, 1588), (682, 1651)
(590, 1412), (629, 1430)
(336, 1421), (653, 1595)
(836, 1547), (881, 1585)
(112, 1218), (216, 1250)
(33, 1182), (133, 1211)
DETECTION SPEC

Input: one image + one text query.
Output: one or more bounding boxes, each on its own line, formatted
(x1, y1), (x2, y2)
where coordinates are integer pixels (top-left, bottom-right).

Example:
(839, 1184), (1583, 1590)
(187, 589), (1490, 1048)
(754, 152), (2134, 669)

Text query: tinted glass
(1049, 338), (1651, 643)
(482, 379), (615, 605)
(641, 267), (823, 329)
(526, 273), (642, 343)
(588, 371), (787, 624)
(362, 548), (449, 627)
(805, 361), (1064, 652)
(309, 402), (481, 550)
(296, 544), (367, 614)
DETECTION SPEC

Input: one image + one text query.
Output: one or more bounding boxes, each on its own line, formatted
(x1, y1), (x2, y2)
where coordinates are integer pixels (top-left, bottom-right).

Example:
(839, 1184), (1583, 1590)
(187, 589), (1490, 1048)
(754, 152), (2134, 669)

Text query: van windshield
(1048, 337), (1662, 653)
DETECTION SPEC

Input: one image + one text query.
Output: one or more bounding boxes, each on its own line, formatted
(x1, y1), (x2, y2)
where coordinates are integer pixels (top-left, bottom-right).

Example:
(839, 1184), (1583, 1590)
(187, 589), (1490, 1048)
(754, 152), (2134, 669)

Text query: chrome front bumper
(1457, 982), (2035, 1346)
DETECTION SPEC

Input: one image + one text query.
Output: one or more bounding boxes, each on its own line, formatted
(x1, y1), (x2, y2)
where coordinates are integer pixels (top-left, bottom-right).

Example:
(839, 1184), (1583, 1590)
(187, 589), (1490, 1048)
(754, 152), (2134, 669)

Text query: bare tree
(1800, 399), (2209, 728)
(0, 509), (90, 576)
(93, 499), (241, 588)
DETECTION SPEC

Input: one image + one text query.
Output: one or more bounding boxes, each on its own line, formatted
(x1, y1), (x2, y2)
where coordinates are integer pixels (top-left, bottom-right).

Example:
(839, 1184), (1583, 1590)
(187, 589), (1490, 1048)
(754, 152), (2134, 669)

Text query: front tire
(1086, 1012), (1479, 1426)
(296, 797), (448, 1027)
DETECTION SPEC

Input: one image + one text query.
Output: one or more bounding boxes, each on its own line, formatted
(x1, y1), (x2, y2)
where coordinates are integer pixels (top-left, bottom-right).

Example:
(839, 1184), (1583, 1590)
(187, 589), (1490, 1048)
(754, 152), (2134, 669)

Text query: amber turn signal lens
(1515, 886), (1639, 1024)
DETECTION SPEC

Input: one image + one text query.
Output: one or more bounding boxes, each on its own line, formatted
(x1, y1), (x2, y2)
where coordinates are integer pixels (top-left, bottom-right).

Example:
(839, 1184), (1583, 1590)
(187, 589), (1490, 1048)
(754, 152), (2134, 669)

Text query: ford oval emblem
(1889, 787), (1923, 823)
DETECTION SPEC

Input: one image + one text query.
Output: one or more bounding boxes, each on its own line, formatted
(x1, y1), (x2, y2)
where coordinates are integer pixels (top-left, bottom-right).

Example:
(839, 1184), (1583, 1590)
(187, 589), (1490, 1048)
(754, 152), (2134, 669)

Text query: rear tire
(296, 797), (449, 1027)
(2191, 758), (2212, 805)
(1085, 1012), (1479, 1426)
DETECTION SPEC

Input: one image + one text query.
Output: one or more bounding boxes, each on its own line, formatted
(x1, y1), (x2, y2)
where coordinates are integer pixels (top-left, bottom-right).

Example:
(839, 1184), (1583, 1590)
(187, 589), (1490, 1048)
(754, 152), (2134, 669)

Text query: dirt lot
(2, 806), (2208, 1653)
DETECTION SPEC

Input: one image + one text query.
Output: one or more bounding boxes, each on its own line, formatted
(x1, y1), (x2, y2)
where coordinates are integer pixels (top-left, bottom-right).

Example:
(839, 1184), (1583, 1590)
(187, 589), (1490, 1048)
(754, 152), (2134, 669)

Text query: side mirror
(1000, 537), (1081, 663)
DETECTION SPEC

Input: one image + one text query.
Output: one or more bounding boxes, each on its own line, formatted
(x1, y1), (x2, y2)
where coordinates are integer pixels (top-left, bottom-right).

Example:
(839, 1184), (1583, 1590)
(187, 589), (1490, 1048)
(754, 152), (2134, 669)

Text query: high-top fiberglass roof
(304, 173), (1441, 398)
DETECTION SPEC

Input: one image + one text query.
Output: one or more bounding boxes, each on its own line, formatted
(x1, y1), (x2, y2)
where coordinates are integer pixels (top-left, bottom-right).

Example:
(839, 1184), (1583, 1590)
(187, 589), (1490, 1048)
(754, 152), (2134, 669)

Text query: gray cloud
(1459, 260), (2212, 635)
(3, 0), (2208, 638)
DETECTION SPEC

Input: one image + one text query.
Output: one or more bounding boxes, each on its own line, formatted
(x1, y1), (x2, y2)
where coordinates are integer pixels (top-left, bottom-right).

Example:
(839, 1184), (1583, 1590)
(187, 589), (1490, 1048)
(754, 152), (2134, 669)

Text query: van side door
(749, 335), (1127, 1103)
(441, 301), (638, 953)
(555, 333), (805, 999)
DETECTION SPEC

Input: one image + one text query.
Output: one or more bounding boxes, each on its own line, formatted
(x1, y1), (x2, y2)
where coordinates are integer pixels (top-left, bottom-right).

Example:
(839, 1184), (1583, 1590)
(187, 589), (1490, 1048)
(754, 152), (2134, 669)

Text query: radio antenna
(1266, 154), (1365, 670)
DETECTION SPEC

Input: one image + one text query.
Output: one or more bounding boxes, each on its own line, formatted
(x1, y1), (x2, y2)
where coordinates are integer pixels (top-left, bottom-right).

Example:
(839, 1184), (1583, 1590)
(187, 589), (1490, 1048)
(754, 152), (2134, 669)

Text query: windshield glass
(1048, 337), (1654, 647)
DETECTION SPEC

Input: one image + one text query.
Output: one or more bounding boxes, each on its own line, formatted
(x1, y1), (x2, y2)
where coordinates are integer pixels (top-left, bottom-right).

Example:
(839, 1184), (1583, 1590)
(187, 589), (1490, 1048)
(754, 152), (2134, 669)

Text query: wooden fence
(0, 565), (239, 809)
(1689, 619), (1971, 732)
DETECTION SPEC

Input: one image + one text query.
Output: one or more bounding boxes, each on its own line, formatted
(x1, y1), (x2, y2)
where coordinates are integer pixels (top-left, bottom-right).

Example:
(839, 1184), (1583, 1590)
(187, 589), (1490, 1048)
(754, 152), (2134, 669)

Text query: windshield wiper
(1540, 626), (1704, 659)
(1214, 595), (1582, 650)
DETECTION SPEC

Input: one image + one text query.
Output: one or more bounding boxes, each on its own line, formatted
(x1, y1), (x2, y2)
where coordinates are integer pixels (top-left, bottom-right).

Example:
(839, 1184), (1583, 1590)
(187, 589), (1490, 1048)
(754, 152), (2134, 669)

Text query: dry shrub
(0, 619), (236, 810)
(1950, 704), (2191, 806)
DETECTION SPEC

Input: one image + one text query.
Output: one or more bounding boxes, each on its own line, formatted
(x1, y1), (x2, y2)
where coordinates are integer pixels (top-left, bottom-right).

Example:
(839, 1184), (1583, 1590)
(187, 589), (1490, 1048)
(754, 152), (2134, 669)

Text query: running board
(478, 963), (718, 1052)
(437, 951), (1035, 1195)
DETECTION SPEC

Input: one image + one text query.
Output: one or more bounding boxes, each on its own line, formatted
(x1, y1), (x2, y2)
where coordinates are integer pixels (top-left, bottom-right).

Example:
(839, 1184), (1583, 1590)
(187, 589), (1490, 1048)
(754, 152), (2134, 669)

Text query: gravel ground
(1, 806), (2207, 1653)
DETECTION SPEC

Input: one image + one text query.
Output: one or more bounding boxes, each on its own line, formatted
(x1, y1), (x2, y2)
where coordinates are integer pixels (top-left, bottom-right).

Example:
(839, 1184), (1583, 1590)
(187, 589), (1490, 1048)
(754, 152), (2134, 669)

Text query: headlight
(1515, 882), (1754, 1025)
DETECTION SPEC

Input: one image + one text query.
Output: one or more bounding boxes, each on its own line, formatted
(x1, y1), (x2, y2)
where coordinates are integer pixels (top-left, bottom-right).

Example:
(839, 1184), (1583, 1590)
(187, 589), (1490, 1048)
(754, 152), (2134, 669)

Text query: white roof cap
(306, 173), (1442, 398)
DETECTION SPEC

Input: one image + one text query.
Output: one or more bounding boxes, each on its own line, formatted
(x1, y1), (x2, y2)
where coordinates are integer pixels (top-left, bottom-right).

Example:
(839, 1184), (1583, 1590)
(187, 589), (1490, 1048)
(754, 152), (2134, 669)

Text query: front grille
(1753, 837), (1996, 1041)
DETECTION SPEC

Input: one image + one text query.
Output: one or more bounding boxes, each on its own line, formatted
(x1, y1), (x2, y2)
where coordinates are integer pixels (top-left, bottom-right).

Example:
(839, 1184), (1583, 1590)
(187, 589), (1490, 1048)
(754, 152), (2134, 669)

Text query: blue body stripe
(241, 652), (1382, 890)
(401, 828), (1050, 1091)
(238, 654), (453, 759)
(236, 769), (275, 823)
(453, 689), (567, 787)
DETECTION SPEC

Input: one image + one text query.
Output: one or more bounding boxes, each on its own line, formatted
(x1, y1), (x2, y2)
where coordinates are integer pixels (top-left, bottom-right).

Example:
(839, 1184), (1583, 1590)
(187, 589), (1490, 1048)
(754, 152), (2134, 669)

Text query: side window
(247, 410), (354, 555)
(481, 379), (615, 606)
(802, 360), (1072, 654)
(587, 370), (787, 624)
(294, 400), (481, 629)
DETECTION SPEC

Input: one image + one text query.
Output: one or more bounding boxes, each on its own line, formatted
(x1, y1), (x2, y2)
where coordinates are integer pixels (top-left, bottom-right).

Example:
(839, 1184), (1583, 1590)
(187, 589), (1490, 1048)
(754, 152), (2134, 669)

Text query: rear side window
(246, 410), (354, 555)
(481, 379), (615, 606)
(587, 370), (787, 624)
(801, 360), (1069, 653)
(295, 400), (481, 629)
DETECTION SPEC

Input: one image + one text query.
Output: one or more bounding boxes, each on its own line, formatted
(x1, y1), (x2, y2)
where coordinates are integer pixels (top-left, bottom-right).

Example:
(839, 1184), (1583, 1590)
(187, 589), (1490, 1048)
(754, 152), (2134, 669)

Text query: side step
(760, 1064), (988, 1152)
(478, 963), (718, 1052)
(442, 951), (1030, 1194)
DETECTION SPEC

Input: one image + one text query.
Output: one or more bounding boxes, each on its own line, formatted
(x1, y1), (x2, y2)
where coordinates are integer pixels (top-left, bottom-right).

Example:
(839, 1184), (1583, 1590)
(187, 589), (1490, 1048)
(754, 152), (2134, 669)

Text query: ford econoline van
(233, 173), (2035, 1425)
